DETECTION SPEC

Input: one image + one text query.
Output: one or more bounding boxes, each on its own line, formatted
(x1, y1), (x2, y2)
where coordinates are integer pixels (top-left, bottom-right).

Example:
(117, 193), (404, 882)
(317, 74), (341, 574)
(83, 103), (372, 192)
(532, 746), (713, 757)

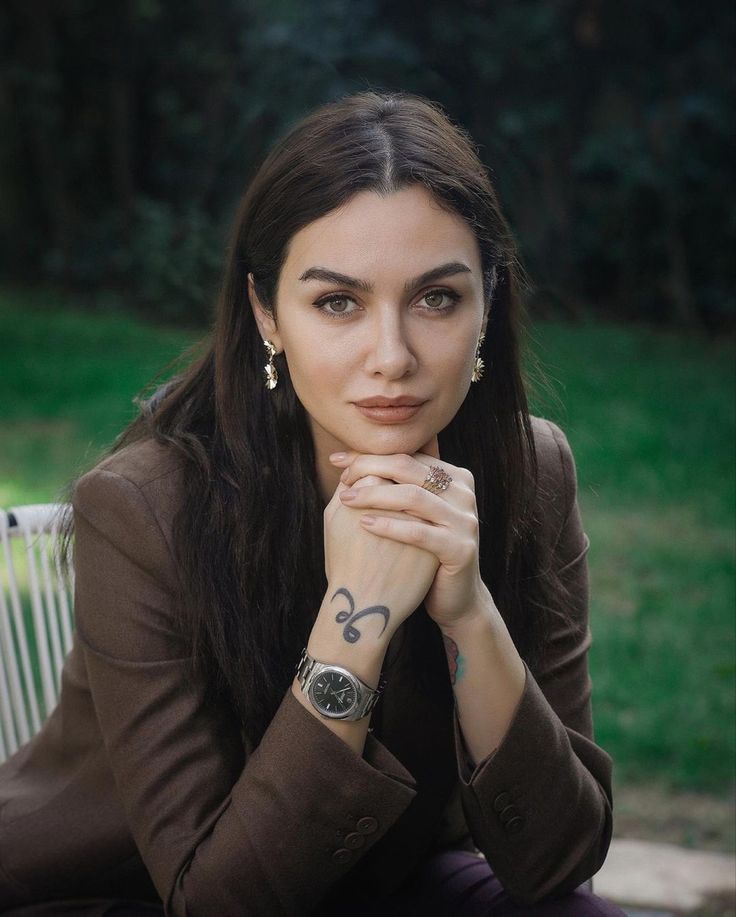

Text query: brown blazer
(0, 417), (613, 915)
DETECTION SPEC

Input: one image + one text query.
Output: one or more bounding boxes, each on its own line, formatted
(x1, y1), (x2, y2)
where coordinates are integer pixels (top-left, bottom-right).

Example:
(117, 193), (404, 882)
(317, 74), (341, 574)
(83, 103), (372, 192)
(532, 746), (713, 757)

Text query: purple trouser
(341, 850), (628, 917)
(7, 852), (628, 916)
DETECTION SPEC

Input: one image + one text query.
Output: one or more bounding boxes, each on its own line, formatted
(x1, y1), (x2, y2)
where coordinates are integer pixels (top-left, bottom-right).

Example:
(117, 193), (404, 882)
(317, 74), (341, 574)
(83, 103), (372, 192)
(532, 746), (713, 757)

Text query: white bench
(0, 503), (73, 762)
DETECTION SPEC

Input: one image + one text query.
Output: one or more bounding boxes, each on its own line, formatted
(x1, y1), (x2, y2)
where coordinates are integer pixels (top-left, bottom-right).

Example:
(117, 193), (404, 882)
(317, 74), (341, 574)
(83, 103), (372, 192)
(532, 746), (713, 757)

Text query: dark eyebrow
(298, 261), (473, 294)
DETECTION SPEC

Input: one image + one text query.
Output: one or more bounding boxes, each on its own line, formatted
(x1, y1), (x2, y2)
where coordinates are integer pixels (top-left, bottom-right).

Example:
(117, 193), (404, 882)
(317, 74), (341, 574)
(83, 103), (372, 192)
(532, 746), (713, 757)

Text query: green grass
(0, 287), (198, 505)
(526, 319), (735, 793)
(1, 289), (734, 796)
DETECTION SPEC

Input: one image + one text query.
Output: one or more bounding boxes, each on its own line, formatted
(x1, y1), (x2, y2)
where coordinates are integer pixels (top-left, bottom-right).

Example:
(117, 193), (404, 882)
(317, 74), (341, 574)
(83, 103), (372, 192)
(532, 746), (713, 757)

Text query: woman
(0, 91), (625, 916)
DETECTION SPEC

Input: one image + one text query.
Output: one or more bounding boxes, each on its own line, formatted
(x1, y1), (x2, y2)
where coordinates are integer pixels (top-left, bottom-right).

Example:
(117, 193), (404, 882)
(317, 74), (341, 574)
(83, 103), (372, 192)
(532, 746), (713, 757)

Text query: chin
(310, 412), (443, 459)
(346, 425), (435, 456)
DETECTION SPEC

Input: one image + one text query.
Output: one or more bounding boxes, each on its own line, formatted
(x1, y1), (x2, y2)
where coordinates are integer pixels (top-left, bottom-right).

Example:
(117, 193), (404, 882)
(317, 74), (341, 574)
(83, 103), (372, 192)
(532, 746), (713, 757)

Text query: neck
(315, 458), (341, 507)
(309, 421), (346, 506)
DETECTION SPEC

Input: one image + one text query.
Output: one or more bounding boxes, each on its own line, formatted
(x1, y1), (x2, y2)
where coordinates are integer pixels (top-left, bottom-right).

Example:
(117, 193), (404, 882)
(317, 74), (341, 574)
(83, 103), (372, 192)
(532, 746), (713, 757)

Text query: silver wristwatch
(295, 648), (386, 721)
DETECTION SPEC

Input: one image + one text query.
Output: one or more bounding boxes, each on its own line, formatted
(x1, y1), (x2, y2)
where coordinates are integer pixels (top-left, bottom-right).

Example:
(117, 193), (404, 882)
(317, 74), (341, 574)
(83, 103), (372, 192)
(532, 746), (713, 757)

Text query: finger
(340, 482), (461, 525)
(352, 474), (393, 489)
(341, 452), (456, 489)
(328, 475), (389, 513)
(328, 451), (357, 467)
(359, 513), (469, 567)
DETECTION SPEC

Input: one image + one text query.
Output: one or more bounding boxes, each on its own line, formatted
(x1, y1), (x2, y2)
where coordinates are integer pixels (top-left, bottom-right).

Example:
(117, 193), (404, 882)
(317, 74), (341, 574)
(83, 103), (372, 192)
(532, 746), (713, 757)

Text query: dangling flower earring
(471, 332), (486, 383)
(263, 339), (278, 390)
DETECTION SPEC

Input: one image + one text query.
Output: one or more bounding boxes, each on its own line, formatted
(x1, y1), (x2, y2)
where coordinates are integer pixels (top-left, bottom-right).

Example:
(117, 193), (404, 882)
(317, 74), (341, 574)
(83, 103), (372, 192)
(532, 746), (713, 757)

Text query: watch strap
(295, 647), (386, 720)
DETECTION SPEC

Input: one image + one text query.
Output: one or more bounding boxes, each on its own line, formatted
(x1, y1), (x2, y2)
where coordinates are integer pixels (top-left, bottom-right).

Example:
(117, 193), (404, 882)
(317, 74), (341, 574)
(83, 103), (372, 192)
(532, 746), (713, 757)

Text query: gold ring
(421, 465), (453, 495)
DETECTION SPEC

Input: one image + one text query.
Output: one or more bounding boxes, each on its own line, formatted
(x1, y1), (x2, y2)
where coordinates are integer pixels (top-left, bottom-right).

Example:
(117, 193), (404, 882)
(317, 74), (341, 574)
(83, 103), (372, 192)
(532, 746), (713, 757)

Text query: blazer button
(505, 816), (525, 834)
(332, 848), (352, 864)
(344, 832), (365, 850)
(493, 792), (510, 812)
(357, 816), (378, 834)
(499, 804), (519, 825)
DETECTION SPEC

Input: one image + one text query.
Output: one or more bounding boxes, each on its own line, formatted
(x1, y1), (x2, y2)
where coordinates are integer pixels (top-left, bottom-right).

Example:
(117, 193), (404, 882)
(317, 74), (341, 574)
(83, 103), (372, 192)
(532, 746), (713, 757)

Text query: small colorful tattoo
(443, 634), (465, 685)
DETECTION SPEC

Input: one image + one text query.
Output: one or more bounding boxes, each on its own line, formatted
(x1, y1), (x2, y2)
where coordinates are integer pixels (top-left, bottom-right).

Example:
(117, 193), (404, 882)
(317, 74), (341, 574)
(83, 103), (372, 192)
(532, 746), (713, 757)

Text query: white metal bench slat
(0, 504), (73, 762)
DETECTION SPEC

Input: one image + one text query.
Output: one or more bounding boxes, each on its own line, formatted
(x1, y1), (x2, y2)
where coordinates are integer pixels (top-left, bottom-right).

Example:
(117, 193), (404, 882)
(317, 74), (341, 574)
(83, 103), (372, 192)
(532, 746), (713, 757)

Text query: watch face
(310, 669), (358, 718)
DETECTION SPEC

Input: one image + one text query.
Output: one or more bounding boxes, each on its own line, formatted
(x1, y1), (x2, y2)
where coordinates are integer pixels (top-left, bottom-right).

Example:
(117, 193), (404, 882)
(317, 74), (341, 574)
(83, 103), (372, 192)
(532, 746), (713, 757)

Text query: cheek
(435, 347), (475, 412)
(285, 348), (345, 410)
(284, 328), (354, 385)
(439, 340), (476, 384)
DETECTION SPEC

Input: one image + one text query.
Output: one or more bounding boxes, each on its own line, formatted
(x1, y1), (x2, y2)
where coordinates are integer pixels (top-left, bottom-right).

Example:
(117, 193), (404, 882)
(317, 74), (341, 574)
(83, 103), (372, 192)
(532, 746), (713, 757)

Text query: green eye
(314, 295), (358, 318)
(420, 289), (462, 311)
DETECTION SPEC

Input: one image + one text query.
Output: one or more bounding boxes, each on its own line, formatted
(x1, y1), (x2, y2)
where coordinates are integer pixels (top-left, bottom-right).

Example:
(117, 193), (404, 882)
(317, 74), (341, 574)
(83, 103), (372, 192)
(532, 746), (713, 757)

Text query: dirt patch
(614, 781), (735, 853)
(691, 890), (736, 917)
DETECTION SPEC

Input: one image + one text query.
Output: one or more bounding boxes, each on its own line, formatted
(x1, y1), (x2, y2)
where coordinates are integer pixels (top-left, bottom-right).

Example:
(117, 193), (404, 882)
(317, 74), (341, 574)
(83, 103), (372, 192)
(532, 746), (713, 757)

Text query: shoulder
(72, 438), (187, 575)
(92, 436), (186, 491)
(530, 416), (577, 489)
(528, 415), (580, 533)
(75, 436), (185, 500)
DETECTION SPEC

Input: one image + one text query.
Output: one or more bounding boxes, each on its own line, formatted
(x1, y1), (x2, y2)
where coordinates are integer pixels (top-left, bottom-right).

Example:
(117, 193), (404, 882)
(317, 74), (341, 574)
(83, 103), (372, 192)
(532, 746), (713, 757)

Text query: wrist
(306, 631), (388, 687)
(436, 583), (498, 637)
(317, 582), (397, 646)
(308, 587), (392, 688)
(294, 647), (386, 723)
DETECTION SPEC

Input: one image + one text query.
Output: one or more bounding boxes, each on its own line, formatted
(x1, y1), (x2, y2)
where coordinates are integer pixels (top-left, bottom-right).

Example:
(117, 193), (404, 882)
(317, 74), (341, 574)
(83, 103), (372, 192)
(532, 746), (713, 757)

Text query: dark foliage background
(1, 0), (734, 330)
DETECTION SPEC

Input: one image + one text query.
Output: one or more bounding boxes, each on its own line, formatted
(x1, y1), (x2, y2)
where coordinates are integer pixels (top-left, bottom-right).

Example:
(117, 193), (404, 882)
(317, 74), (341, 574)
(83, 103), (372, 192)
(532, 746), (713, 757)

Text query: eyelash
(313, 288), (462, 319)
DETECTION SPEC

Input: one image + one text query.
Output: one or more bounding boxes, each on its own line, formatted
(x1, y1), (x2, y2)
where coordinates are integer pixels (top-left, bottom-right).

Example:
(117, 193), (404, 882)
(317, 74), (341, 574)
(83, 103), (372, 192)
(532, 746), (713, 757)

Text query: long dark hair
(69, 90), (571, 747)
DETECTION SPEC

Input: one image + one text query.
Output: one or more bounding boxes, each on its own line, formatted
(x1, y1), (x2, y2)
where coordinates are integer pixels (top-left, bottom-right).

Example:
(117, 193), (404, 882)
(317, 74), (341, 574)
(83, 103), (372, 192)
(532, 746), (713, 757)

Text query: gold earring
(263, 339), (278, 390)
(471, 332), (485, 383)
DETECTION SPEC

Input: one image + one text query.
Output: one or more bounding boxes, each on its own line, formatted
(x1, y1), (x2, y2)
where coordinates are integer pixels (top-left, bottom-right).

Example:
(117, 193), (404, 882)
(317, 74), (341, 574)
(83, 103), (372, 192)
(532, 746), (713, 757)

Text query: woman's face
(250, 185), (487, 461)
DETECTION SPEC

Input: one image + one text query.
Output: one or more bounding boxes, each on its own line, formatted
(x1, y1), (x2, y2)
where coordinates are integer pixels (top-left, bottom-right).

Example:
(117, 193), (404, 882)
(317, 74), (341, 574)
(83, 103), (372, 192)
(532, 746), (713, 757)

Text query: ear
(248, 272), (283, 351)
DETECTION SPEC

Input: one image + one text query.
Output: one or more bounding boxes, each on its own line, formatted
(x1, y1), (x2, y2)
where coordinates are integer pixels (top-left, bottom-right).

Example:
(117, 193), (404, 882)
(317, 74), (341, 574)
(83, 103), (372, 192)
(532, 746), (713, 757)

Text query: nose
(363, 311), (418, 379)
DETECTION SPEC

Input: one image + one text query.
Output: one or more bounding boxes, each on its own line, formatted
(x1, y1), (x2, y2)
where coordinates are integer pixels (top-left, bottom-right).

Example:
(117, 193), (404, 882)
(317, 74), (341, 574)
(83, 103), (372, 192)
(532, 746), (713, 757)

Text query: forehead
(281, 186), (482, 282)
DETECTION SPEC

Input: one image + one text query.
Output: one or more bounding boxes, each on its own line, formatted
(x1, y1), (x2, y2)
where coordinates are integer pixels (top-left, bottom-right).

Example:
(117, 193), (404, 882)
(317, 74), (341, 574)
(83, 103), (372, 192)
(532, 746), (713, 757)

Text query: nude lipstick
(352, 396), (426, 424)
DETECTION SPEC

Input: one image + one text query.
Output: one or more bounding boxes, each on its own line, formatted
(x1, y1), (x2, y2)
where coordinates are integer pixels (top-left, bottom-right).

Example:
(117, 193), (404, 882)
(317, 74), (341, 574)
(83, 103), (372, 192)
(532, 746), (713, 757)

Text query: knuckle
(345, 458), (364, 480)
(460, 487), (478, 510)
(406, 485), (420, 507)
(409, 521), (426, 545)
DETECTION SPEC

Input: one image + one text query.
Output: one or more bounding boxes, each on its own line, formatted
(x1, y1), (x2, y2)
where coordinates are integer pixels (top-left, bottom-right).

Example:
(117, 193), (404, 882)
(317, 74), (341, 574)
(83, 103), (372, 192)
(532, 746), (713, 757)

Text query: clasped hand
(326, 437), (486, 631)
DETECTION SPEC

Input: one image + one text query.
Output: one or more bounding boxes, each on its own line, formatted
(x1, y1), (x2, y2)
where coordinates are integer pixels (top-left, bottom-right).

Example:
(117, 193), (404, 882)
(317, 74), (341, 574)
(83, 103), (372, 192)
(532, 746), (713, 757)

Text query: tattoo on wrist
(332, 587), (390, 643)
(443, 634), (466, 685)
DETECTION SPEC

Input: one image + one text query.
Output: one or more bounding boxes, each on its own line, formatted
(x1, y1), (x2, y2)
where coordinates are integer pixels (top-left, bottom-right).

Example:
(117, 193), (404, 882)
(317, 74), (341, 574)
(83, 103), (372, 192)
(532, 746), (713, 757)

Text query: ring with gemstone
(421, 465), (453, 495)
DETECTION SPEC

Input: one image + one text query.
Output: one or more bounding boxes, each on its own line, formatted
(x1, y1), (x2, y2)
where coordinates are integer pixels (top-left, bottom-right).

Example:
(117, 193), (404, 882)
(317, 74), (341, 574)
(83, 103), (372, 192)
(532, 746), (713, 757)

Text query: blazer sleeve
(451, 419), (614, 904)
(72, 467), (417, 917)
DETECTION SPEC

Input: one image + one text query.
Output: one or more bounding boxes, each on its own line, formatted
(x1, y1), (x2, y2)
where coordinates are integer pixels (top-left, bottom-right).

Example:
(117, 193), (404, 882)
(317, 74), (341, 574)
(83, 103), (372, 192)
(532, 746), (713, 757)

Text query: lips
(353, 399), (426, 424)
(353, 396), (425, 407)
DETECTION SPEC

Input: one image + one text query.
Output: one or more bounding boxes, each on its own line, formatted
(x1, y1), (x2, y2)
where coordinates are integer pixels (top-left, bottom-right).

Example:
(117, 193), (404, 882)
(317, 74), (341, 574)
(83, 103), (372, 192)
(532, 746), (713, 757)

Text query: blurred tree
(0, 0), (733, 329)
(382, 0), (735, 331)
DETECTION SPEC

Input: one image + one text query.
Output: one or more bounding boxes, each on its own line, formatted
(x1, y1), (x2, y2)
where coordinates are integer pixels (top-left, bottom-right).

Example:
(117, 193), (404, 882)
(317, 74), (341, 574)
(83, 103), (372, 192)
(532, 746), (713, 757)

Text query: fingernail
(340, 489), (357, 501)
(361, 515), (376, 525)
(329, 452), (348, 463)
